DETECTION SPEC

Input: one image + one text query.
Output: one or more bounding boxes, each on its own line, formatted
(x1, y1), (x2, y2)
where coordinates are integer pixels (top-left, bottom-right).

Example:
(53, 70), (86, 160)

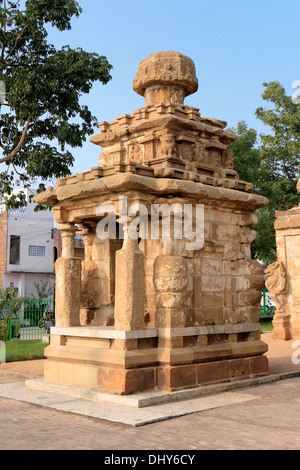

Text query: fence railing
(0, 298), (55, 342)
(259, 288), (276, 318)
(0, 288), (273, 342)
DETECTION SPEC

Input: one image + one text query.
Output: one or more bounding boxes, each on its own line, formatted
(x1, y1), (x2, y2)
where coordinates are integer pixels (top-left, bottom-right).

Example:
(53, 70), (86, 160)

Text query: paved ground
(0, 331), (300, 451)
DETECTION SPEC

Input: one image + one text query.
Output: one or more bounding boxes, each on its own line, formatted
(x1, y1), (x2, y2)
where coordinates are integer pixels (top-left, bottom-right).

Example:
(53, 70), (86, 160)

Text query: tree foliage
(227, 121), (261, 187)
(0, 0), (112, 208)
(229, 82), (300, 265)
(255, 81), (300, 212)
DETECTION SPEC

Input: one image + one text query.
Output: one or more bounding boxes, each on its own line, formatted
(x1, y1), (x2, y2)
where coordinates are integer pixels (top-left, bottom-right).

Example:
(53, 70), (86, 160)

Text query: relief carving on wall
(158, 133), (176, 158)
(265, 260), (288, 316)
(129, 142), (142, 164)
(222, 148), (234, 169)
(192, 141), (205, 163)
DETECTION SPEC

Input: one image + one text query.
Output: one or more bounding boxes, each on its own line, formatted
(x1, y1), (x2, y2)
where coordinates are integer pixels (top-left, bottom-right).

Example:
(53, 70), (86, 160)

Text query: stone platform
(40, 324), (268, 396)
(0, 331), (299, 427)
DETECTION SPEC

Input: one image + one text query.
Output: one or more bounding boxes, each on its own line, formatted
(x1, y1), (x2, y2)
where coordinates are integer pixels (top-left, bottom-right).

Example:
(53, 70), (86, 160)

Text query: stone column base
(271, 326), (292, 341)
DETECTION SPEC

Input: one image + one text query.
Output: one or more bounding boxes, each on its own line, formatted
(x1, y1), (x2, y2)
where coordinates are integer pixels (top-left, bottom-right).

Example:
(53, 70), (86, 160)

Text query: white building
(0, 188), (55, 297)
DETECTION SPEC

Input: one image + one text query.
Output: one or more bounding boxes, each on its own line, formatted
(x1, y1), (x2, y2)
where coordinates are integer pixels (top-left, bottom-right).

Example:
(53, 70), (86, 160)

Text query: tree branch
(0, 115), (31, 164)
(3, 3), (49, 64)
(3, 22), (29, 63)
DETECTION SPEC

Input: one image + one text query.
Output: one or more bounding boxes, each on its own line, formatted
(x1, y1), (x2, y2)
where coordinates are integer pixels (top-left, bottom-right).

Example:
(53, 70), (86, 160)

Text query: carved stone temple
(33, 51), (270, 395)
(266, 178), (300, 341)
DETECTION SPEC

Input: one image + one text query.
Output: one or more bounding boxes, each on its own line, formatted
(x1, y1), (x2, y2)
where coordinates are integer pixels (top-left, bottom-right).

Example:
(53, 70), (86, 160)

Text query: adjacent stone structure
(34, 51), (269, 395)
(267, 200), (300, 340)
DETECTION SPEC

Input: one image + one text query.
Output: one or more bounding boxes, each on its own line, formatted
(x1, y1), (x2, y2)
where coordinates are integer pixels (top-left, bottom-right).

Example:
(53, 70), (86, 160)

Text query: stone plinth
(43, 323), (268, 394)
(44, 327), (158, 394)
(33, 51), (269, 396)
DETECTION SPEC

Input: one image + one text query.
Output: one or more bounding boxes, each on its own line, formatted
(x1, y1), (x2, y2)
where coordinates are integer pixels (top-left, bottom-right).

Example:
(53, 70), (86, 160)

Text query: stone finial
(133, 51), (198, 107)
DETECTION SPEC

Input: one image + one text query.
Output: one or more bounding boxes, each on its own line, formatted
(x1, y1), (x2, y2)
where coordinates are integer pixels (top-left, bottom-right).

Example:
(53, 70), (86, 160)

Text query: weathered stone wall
(270, 207), (300, 339)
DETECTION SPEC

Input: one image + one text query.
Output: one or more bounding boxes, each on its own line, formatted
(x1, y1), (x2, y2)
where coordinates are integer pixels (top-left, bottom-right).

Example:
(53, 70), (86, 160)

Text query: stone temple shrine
(33, 51), (270, 396)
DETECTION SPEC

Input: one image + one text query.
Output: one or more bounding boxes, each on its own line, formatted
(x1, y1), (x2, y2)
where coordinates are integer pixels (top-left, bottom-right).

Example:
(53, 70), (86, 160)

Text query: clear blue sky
(45, 0), (300, 176)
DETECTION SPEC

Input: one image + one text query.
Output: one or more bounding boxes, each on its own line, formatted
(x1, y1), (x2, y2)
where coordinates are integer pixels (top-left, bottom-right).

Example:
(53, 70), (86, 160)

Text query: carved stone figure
(159, 134), (176, 157)
(222, 148), (234, 169)
(265, 261), (287, 314)
(129, 142), (141, 164)
(192, 141), (205, 163)
(265, 260), (291, 340)
(266, 261), (286, 313)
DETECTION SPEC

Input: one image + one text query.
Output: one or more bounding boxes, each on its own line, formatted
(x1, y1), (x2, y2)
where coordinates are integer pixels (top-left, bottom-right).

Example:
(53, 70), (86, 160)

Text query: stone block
(44, 360), (99, 390)
(158, 337), (184, 348)
(154, 274), (191, 292)
(196, 360), (229, 385)
(229, 358), (250, 380)
(194, 307), (224, 325)
(249, 355), (269, 376)
(156, 307), (187, 328)
(201, 275), (224, 292)
(156, 364), (197, 391)
(97, 367), (156, 395)
(156, 291), (192, 309)
(200, 258), (223, 275)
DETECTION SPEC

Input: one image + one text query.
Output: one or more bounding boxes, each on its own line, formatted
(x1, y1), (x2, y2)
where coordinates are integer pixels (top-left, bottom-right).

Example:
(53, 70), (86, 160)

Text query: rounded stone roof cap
(133, 51), (198, 97)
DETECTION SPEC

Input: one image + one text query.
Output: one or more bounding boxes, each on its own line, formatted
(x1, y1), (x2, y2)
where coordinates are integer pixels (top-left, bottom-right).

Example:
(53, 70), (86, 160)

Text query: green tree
(227, 121), (261, 187)
(0, 0), (112, 208)
(255, 82), (300, 264)
(33, 280), (54, 298)
(0, 287), (23, 340)
(255, 81), (300, 212)
(227, 121), (274, 263)
(228, 81), (300, 265)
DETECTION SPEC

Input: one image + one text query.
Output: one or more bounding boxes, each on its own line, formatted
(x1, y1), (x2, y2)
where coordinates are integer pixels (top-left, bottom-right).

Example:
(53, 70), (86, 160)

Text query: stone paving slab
(25, 370), (300, 408)
(0, 331), (300, 428)
(0, 379), (260, 426)
(0, 333), (300, 449)
(1, 377), (300, 449)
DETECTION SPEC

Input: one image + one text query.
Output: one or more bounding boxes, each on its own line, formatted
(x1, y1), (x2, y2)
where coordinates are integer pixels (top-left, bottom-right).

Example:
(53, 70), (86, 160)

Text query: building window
(29, 245), (46, 257)
(8, 207), (27, 217)
(10, 236), (20, 265)
(53, 246), (58, 263)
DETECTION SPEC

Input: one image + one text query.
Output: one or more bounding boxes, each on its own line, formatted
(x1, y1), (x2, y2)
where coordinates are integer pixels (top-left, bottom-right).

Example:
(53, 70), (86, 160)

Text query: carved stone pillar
(114, 218), (145, 330)
(59, 223), (77, 257)
(80, 224), (98, 325)
(154, 253), (193, 329)
(55, 223), (81, 328)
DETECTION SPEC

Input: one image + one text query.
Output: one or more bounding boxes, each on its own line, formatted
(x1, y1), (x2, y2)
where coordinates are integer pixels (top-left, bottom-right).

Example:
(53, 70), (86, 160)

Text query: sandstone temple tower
(33, 51), (270, 396)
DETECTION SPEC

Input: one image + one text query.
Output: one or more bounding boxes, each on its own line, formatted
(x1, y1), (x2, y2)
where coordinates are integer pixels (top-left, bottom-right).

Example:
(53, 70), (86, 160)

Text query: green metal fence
(0, 288), (273, 341)
(0, 298), (55, 342)
(259, 288), (276, 318)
